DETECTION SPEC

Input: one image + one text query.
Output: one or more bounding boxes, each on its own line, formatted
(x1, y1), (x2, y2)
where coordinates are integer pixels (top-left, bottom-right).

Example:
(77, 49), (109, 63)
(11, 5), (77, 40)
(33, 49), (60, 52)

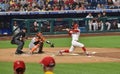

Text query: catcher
(29, 32), (54, 54)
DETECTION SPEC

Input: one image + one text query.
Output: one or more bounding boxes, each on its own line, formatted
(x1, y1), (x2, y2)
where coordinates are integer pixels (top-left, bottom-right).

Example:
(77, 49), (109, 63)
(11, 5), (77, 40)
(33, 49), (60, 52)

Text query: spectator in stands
(60, 5), (65, 10)
(96, 13), (102, 18)
(96, 4), (103, 10)
(64, 4), (70, 10)
(101, 12), (111, 31)
(105, 21), (111, 30)
(97, 0), (107, 5)
(14, 5), (20, 11)
(97, 20), (104, 31)
(102, 11), (107, 18)
(73, 0), (81, 7)
(107, 0), (114, 9)
(87, 0), (98, 8)
(53, 5), (59, 11)
(113, 0), (120, 7)
(0, 1), (8, 11)
(86, 13), (94, 18)
(79, 4), (86, 10)
(80, 0), (87, 4)
(27, 2), (33, 11)
(44, 21), (50, 32)
(32, 0), (37, 8)
(37, 0), (44, 9)
(32, 6), (40, 11)
(19, 6), (25, 11)
(0, 0), (120, 12)
(59, 0), (64, 6)
(30, 21), (39, 33)
(27, 0), (33, 4)
(45, 4), (52, 11)
(88, 18), (98, 31)
(19, 0), (27, 7)
(74, 4), (79, 10)
(64, 0), (70, 5)
(41, 5), (46, 11)
(111, 20), (118, 30)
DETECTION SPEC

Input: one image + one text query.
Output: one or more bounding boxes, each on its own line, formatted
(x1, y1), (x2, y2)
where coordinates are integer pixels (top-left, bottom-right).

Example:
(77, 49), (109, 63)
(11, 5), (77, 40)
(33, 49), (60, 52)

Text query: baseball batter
(58, 22), (89, 56)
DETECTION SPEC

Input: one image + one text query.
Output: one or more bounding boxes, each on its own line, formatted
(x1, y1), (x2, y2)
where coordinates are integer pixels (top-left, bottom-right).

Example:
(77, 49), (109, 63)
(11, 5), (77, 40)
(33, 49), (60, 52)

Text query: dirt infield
(0, 32), (120, 63)
(0, 47), (120, 63)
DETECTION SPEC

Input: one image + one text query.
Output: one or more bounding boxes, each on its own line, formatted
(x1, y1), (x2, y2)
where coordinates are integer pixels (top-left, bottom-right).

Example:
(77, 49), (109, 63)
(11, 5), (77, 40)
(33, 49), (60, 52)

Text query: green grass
(0, 62), (120, 74)
(0, 35), (120, 48)
(0, 35), (120, 74)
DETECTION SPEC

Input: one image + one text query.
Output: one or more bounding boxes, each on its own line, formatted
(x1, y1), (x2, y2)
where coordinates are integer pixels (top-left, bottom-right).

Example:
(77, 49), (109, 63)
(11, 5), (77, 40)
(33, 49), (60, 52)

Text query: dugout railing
(11, 17), (120, 35)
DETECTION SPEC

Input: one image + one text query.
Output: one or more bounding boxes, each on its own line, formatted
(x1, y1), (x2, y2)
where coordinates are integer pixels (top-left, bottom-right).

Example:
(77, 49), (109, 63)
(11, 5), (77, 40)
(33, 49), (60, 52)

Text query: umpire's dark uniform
(11, 28), (27, 54)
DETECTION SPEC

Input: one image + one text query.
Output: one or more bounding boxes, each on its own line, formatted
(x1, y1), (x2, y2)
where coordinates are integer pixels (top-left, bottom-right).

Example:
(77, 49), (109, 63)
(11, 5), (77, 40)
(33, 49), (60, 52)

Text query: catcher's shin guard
(30, 44), (39, 53)
(38, 42), (44, 53)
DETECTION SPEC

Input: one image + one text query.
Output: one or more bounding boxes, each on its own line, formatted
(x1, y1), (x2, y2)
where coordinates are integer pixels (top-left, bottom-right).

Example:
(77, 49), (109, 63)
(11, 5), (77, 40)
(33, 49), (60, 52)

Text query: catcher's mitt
(50, 43), (54, 48)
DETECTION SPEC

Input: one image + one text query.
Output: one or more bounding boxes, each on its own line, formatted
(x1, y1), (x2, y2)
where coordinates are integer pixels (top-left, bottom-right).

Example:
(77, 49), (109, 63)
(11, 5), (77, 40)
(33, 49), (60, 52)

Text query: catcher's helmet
(36, 32), (42, 37)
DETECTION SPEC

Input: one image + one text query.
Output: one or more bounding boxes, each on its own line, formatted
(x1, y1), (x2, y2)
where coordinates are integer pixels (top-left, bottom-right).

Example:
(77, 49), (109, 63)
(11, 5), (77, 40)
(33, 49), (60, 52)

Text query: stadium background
(0, 0), (120, 74)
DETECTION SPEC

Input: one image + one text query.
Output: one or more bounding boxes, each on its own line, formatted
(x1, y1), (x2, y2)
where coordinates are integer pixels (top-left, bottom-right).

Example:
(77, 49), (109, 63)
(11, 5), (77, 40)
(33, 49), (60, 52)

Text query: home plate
(91, 52), (96, 54)
(69, 53), (79, 56)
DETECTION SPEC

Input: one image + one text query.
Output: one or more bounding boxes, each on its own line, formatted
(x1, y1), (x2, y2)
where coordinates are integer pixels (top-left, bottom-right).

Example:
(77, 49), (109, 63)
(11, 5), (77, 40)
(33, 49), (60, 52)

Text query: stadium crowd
(0, 0), (120, 12)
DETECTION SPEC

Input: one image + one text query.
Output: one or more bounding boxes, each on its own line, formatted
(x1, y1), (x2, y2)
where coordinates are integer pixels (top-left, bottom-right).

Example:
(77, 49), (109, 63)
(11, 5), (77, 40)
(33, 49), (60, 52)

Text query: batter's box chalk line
(69, 53), (80, 56)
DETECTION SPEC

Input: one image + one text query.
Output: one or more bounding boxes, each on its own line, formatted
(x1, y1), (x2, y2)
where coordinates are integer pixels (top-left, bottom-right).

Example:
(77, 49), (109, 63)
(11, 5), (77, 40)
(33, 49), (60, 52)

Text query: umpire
(11, 27), (27, 54)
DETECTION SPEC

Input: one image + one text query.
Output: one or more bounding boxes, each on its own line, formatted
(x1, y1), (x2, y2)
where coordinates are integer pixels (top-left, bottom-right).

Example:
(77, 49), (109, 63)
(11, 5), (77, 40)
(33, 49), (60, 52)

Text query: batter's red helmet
(73, 23), (79, 29)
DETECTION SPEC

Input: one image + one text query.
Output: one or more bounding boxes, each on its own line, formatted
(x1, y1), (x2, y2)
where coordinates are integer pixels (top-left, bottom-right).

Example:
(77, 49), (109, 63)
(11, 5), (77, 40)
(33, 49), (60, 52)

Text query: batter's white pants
(69, 40), (84, 52)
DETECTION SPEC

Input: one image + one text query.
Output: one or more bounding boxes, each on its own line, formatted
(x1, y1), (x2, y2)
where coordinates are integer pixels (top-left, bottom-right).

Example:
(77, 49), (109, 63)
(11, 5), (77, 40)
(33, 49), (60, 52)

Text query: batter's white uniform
(69, 29), (84, 52)
(29, 37), (36, 50)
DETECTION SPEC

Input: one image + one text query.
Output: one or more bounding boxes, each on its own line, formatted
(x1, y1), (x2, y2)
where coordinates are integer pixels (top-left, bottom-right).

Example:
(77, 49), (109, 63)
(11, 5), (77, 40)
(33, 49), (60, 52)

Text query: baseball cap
(13, 60), (26, 71)
(40, 56), (55, 67)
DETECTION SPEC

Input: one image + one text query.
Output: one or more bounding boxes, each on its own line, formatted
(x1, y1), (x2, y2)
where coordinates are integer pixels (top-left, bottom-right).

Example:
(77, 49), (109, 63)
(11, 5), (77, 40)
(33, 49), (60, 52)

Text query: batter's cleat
(86, 52), (92, 57)
(57, 50), (63, 56)
(85, 52), (89, 56)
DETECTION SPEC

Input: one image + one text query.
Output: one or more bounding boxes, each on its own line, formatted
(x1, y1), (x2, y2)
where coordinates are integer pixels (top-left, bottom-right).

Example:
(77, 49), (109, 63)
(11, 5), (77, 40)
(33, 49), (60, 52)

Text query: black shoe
(19, 50), (24, 54)
(15, 52), (22, 55)
(15, 50), (24, 55)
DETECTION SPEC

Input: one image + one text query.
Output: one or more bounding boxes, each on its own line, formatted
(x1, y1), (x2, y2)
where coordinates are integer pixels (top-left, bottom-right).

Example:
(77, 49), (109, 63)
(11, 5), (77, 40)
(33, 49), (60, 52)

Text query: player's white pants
(89, 22), (97, 31)
(105, 22), (111, 30)
(69, 40), (84, 52)
(29, 42), (35, 50)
